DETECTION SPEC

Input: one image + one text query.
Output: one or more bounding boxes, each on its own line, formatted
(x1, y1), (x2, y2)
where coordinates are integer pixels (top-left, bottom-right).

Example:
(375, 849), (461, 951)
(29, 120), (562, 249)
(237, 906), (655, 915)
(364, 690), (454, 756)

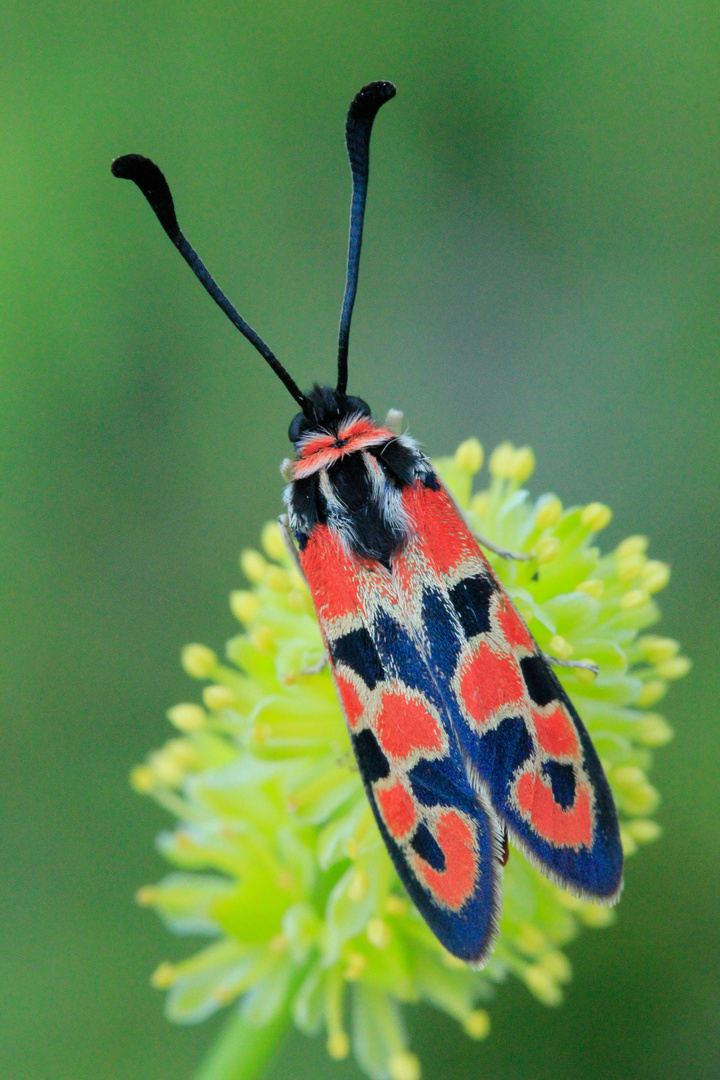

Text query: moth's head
(288, 385), (372, 447)
(288, 386), (391, 479)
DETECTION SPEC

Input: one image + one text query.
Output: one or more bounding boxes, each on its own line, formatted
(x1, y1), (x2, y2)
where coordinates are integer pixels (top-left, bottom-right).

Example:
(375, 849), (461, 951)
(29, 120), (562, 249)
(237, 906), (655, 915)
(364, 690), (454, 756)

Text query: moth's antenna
(336, 81), (396, 396)
(111, 154), (309, 412)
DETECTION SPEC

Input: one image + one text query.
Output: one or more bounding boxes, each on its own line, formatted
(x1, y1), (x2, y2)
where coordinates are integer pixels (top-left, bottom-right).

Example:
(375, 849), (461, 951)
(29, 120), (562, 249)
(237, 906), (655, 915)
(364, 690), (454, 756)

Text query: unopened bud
(261, 521), (287, 561)
(535, 496), (563, 530)
(581, 503), (612, 531)
(240, 549), (267, 583)
(166, 703), (206, 732)
(181, 644), (217, 679)
(454, 437), (483, 474)
(230, 590), (260, 623)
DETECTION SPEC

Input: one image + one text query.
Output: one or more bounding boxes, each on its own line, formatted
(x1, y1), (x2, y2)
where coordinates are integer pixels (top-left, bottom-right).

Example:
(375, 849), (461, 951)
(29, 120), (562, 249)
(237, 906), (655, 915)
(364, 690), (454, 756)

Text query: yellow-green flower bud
(470, 492), (489, 517)
(581, 503), (612, 531)
(620, 826), (638, 856)
(348, 868), (369, 902)
(129, 764), (155, 794)
(463, 1009), (491, 1040)
(618, 553), (647, 584)
(344, 951), (368, 981)
(489, 442), (516, 478)
(638, 636), (679, 664)
(512, 446), (536, 482)
(202, 684), (237, 711)
(135, 885), (158, 906)
(576, 578), (604, 599)
(148, 749), (185, 787)
(166, 703), (206, 732)
(655, 656), (691, 680)
(626, 818), (662, 844)
(636, 679), (668, 707)
(578, 905), (615, 928)
(636, 714), (674, 747)
(523, 965), (562, 1006)
(150, 962), (176, 989)
(516, 923), (547, 955)
(240, 549), (267, 583)
(261, 520), (287, 561)
(265, 566), (290, 592)
(616, 535), (648, 559)
(251, 625), (275, 652)
(327, 1032), (350, 1060)
(366, 917), (392, 949)
(454, 437), (483, 473)
(540, 950), (572, 983)
(642, 560), (670, 593)
(535, 496), (563, 530)
(535, 535), (561, 563)
(389, 1051), (421, 1080)
(230, 589), (260, 623)
(181, 643), (217, 679)
(548, 635), (573, 659)
(621, 589), (649, 610)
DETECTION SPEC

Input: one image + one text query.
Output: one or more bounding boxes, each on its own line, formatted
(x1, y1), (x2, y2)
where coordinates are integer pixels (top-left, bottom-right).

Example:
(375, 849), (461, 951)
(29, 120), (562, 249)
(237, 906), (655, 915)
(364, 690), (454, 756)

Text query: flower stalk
(191, 965), (308, 1080)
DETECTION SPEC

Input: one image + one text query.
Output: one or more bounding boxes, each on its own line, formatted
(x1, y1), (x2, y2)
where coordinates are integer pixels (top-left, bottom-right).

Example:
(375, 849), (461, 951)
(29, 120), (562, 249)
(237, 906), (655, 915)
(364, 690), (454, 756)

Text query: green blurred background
(1, 2), (718, 1078)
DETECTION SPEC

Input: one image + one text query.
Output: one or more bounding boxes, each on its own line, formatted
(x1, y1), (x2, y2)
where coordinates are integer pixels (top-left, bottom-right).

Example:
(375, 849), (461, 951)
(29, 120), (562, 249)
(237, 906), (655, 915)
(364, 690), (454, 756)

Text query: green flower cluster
(131, 438), (688, 1080)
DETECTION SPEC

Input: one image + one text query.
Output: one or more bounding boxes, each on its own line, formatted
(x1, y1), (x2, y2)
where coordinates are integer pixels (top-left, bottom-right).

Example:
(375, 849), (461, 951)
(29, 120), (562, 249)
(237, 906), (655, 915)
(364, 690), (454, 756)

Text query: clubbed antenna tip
(111, 153), (309, 411)
(111, 154), (180, 240)
(336, 81), (396, 396)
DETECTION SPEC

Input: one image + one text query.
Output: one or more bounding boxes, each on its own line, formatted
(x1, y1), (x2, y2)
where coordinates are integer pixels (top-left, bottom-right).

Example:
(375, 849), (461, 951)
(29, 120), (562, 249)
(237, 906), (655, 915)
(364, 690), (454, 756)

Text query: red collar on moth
(292, 418), (394, 479)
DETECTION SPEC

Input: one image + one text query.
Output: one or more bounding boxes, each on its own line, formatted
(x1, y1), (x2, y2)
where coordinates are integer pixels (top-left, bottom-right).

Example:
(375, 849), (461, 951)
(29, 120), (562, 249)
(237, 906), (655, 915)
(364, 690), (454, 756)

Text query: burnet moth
(112, 81), (623, 965)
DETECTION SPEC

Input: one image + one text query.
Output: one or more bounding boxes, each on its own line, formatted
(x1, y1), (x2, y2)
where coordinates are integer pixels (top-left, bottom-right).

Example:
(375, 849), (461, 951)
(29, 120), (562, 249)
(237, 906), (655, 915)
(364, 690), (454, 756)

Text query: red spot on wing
(377, 781), (418, 838)
(458, 642), (526, 726)
(414, 811), (478, 909)
(375, 692), (443, 760)
(300, 525), (359, 621)
(404, 484), (480, 575)
(515, 771), (592, 847)
(495, 596), (535, 652)
(336, 675), (364, 730)
(533, 705), (580, 760)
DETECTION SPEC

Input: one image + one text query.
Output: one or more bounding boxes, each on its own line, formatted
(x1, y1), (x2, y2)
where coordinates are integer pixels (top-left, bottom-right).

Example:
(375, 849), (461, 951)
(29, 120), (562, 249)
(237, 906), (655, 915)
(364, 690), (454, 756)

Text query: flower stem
(189, 967), (308, 1080)
(189, 1003), (290, 1080)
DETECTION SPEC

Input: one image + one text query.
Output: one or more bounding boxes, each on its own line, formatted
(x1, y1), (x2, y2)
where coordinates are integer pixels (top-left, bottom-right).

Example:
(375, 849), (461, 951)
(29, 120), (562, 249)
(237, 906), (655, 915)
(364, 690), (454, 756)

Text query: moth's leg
(383, 408), (404, 435)
(335, 749), (357, 771)
(277, 515), (307, 583)
(543, 654), (599, 675)
(302, 653), (328, 675)
(498, 828), (510, 867)
(439, 476), (532, 561)
(474, 532), (533, 562)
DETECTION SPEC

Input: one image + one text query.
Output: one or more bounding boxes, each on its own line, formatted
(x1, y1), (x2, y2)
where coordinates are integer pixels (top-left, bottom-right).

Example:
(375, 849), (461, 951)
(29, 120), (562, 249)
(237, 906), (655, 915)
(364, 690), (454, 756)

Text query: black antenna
(111, 154), (309, 412)
(336, 81), (396, 396)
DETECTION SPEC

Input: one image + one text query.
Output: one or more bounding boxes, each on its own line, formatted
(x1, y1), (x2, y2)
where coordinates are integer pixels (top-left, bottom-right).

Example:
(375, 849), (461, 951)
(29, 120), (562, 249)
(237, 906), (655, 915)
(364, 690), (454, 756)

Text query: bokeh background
(1, 3), (719, 1078)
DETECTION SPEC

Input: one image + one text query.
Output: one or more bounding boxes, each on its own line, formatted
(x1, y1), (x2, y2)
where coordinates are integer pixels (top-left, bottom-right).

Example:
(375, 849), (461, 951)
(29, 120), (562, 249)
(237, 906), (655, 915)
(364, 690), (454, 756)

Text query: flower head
(132, 437), (687, 1080)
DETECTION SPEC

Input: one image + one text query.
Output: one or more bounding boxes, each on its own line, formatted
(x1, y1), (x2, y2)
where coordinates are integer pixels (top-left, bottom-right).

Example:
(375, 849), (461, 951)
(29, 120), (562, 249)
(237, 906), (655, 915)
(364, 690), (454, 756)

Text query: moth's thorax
(284, 400), (435, 565)
(292, 415), (394, 480)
